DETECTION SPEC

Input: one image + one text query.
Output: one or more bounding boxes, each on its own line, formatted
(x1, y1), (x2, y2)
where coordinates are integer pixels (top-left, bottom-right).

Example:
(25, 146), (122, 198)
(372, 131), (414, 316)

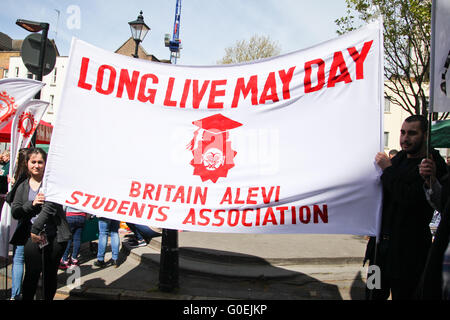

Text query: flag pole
(3, 256), (7, 299)
(427, 0), (437, 160)
(368, 13), (383, 300)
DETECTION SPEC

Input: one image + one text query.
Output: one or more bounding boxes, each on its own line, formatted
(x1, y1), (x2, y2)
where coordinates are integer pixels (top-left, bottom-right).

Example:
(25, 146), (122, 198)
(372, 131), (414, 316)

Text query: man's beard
(403, 139), (425, 155)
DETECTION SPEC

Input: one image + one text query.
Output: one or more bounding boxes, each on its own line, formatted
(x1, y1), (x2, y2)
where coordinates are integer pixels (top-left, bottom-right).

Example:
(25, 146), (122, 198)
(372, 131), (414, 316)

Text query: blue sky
(0, 0), (351, 66)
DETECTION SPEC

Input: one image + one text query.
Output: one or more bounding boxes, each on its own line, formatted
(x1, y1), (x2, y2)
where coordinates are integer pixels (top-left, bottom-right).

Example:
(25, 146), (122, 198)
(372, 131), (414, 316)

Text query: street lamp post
(16, 19), (49, 92)
(128, 11), (179, 293)
(16, 19), (50, 146)
(128, 11), (150, 58)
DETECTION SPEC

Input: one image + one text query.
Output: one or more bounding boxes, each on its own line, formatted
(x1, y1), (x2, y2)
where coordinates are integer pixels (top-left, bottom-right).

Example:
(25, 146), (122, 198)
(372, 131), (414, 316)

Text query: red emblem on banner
(18, 112), (37, 138)
(187, 114), (242, 183)
(0, 91), (18, 125)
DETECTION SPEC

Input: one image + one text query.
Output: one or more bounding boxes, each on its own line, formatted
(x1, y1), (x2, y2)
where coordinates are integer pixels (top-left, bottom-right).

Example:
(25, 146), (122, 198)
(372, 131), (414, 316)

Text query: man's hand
(419, 158), (436, 187)
(375, 152), (392, 170)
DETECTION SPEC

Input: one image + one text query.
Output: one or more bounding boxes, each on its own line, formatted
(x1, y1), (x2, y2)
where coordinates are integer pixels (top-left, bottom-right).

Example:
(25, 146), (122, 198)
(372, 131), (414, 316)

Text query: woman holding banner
(11, 148), (71, 300)
(7, 148), (31, 300)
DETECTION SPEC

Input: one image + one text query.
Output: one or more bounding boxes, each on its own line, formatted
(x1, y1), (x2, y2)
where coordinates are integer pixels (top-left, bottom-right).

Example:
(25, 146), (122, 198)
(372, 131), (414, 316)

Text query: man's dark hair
(404, 115), (428, 134)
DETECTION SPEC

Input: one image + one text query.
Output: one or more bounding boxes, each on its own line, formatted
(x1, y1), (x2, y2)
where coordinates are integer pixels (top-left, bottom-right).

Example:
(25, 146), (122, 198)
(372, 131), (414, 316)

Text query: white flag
(0, 99), (49, 258)
(430, 0), (450, 112)
(0, 199), (15, 258)
(44, 20), (384, 236)
(0, 78), (45, 130)
(10, 99), (49, 175)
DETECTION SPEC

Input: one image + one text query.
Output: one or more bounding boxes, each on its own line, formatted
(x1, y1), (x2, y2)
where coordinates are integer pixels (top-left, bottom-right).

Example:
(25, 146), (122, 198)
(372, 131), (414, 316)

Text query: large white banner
(44, 20), (384, 236)
(430, 0), (450, 112)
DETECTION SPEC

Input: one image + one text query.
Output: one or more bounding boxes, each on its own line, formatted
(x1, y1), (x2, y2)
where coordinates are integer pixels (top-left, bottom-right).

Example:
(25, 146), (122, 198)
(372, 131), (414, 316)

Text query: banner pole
(368, 15), (383, 301)
(427, 110), (433, 159)
(427, 0), (436, 160)
(41, 245), (45, 300)
(4, 258), (8, 300)
(368, 236), (380, 300)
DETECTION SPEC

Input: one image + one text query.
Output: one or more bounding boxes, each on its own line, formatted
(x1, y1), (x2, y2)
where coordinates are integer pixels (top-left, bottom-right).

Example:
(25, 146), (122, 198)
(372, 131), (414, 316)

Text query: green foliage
(336, 0), (435, 116)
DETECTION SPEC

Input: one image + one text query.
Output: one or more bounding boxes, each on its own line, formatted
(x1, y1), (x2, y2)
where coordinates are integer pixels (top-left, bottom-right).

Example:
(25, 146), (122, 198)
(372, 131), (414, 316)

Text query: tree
(218, 35), (281, 64)
(336, 0), (448, 119)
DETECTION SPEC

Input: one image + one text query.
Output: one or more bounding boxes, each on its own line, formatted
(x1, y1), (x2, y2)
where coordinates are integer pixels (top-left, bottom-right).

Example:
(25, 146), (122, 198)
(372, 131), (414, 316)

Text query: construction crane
(164, 0), (182, 64)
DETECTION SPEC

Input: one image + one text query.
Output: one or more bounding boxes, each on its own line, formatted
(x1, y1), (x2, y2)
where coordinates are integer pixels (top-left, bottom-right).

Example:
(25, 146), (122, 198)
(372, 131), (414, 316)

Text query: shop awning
(0, 120), (53, 144)
(431, 120), (450, 148)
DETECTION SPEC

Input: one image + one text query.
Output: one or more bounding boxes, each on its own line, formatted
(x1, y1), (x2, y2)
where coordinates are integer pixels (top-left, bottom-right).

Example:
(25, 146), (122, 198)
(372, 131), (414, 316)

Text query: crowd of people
(2, 147), (160, 300)
(1, 115), (449, 300)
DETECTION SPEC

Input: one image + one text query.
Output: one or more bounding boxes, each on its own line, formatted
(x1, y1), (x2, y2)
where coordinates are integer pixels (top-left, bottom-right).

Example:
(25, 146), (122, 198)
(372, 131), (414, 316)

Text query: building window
(384, 97), (391, 113)
(27, 71), (34, 79)
(15, 67), (19, 77)
(48, 95), (54, 113)
(3, 69), (8, 78)
(384, 132), (389, 148)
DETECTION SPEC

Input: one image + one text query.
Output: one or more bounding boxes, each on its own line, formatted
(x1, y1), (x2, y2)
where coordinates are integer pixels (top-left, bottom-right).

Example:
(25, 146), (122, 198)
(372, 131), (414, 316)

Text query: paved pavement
(50, 231), (370, 300)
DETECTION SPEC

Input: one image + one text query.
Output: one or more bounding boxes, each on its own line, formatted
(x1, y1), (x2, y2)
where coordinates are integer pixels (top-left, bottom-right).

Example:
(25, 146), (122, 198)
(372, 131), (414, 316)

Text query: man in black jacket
(365, 115), (448, 300)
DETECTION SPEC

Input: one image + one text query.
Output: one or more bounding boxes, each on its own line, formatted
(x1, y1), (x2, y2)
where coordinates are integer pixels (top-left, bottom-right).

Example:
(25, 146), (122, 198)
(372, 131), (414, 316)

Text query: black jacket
(418, 183), (450, 299)
(10, 179), (72, 245)
(365, 149), (448, 280)
(30, 201), (72, 243)
(10, 179), (43, 245)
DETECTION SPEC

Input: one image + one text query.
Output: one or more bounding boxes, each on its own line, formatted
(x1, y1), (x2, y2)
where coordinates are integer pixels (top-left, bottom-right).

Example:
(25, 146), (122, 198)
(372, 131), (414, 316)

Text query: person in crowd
(59, 206), (87, 269)
(388, 149), (398, 159)
(7, 148), (30, 300)
(11, 148), (71, 300)
(95, 217), (120, 268)
(0, 150), (10, 176)
(364, 115), (448, 300)
(124, 223), (147, 247)
(443, 235), (450, 299)
(0, 150), (10, 196)
(125, 222), (161, 248)
(416, 156), (449, 299)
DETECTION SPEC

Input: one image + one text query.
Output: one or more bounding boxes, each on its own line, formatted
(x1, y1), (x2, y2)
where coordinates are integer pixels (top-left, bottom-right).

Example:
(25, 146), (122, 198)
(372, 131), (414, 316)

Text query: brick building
(1, 32), (64, 123)
(1, 32), (168, 124)
(115, 37), (170, 63)
(0, 32), (21, 79)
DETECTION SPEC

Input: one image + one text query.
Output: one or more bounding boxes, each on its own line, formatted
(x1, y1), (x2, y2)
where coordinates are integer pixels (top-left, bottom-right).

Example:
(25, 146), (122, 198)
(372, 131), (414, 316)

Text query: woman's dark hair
(6, 148), (47, 205)
(26, 147), (47, 164)
(13, 148), (29, 181)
